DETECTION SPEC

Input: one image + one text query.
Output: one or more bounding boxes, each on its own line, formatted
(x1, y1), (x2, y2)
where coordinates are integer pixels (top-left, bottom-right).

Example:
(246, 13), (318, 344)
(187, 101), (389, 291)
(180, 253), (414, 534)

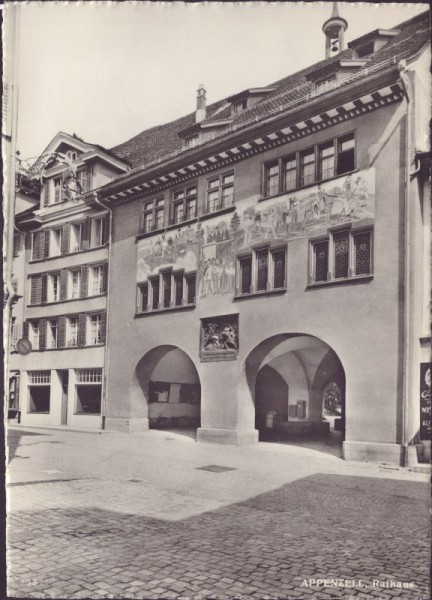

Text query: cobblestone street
(6, 427), (431, 600)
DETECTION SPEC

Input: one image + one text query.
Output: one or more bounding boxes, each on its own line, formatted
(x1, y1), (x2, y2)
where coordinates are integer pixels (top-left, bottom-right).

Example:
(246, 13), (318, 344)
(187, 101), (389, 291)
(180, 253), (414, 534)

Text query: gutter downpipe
(398, 59), (414, 466)
(4, 6), (20, 420)
(93, 191), (113, 431)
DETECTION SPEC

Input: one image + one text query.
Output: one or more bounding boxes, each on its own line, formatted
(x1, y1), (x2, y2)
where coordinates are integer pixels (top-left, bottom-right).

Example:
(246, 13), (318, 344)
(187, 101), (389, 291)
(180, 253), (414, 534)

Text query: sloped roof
(110, 10), (430, 170)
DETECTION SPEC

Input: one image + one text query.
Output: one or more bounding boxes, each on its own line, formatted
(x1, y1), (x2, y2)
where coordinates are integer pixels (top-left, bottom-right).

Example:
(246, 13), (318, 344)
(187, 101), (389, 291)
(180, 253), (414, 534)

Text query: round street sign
(16, 338), (32, 356)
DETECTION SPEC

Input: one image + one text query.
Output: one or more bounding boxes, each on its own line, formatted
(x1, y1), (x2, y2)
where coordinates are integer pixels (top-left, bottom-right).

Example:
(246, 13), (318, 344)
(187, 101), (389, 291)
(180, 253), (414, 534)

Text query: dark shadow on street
(6, 428), (48, 463)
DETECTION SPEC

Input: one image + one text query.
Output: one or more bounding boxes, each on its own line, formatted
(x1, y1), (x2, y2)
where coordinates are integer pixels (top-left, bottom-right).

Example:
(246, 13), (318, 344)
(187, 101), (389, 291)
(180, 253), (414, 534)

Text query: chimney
(195, 84), (206, 123)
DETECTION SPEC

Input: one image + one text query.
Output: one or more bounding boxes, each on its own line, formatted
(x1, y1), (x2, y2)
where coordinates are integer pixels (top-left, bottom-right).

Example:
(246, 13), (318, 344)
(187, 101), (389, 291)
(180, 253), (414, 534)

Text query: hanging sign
(16, 338), (32, 356)
(420, 363), (431, 440)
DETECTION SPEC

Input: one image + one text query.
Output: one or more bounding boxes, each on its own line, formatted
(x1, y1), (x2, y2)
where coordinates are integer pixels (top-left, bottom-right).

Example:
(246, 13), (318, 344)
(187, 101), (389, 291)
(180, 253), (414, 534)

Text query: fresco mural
(136, 168), (375, 296)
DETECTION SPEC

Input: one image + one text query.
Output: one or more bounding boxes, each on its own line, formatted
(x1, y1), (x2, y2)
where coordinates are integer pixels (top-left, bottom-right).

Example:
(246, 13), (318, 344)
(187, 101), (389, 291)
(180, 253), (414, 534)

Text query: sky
(9, 1), (429, 161)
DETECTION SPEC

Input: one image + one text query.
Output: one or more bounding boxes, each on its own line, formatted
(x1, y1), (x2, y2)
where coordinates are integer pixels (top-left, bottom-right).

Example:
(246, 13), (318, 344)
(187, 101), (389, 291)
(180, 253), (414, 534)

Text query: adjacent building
(11, 133), (129, 429)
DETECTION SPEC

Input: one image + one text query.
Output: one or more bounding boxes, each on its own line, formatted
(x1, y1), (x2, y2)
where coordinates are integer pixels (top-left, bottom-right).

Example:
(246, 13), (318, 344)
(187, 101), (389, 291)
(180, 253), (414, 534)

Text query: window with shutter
(101, 263), (108, 294)
(30, 277), (39, 305)
(80, 266), (88, 297)
(60, 270), (68, 300)
(38, 319), (47, 351)
(77, 314), (87, 346)
(100, 313), (107, 344)
(41, 274), (47, 304)
(61, 224), (70, 254)
(58, 316), (66, 348)
(81, 218), (91, 250)
(23, 321), (29, 338)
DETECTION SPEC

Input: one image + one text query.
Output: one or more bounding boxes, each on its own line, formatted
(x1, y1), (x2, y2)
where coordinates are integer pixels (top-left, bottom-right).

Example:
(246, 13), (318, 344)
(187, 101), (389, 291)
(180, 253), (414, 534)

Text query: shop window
(206, 172), (234, 214)
(236, 247), (286, 296)
(75, 368), (102, 414)
(28, 371), (51, 413)
(310, 229), (372, 284)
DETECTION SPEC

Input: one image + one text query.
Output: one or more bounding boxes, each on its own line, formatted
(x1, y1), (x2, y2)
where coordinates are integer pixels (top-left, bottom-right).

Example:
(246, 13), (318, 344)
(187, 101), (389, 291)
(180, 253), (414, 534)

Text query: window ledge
(199, 205), (236, 221)
(234, 288), (287, 300)
(36, 344), (105, 352)
(135, 304), (196, 318)
(259, 168), (360, 203)
(30, 244), (108, 263)
(306, 274), (373, 289)
(27, 293), (107, 308)
(166, 217), (198, 232)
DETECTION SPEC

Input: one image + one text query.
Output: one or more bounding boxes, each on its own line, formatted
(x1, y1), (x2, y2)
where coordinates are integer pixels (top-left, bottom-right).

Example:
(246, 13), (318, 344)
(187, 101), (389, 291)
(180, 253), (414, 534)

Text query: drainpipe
(398, 60), (414, 465)
(93, 191), (113, 430)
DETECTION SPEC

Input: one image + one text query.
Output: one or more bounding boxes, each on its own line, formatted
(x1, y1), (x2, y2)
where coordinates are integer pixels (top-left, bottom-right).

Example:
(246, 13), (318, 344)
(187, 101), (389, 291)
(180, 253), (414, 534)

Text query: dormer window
(66, 150), (78, 161)
(356, 42), (374, 58)
(315, 75), (337, 95)
(185, 134), (199, 149)
(233, 98), (248, 115)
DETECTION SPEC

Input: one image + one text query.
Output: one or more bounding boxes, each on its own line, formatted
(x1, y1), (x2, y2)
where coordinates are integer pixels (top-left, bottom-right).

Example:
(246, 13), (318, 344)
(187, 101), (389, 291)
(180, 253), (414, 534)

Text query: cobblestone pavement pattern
(6, 427), (431, 600)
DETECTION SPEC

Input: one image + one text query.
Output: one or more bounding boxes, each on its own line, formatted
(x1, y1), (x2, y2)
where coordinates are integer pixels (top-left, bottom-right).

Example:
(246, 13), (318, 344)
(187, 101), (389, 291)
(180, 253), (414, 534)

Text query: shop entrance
(136, 345), (201, 435)
(246, 334), (345, 455)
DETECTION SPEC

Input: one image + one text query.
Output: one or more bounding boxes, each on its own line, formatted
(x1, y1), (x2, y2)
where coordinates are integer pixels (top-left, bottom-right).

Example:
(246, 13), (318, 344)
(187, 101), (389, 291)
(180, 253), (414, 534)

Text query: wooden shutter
(61, 171), (68, 201)
(41, 274), (47, 304)
(81, 217), (91, 250)
(101, 263), (108, 294)
(22, 321), (29, 338)
(61, 223), (70, 254)
(30, 277), (39, 305)
(43, 229), (50, 258)
(58, 316), (66, 348)
(38, 319), (47, 351)
(100, 312), (107, 344)
(60, 269), (68, 300)
(33, 231), (41, 260)
(77, 314), (87, 346)
(42, 183), (49, 207)
(80, 265), (88, 297)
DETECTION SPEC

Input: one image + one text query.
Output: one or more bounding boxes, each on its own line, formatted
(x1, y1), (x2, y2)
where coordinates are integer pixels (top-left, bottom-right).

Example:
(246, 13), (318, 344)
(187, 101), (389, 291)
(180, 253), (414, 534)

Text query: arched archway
(244, 333), (345, 450)
(135, 345), (201, 432)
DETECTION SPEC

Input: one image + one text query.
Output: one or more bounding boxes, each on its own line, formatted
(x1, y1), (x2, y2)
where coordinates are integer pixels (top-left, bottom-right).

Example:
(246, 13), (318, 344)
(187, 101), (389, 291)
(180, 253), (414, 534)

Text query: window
(172, 186), (197, 224)
(319, 142), (335, 180)
(48, 273), (60, 302)
(50, 228), (63, 257)
(30, 322), (39, 351)
(300, 149), (316, 187)
(206, 172), (234, 213)
(310, 229), (372, 284)
(263, 133), (355, 197)
(137, 271), (196, 313)
(76, 168), (88, 193)
(28, 371), (51, 413)
(91, 216), (107, 247)
(69, 269), (81, 299)
(337, 134), (355, 175)
(75, 368), (102, 414)
(237, 247), (286, 296)
(185, 134), (199, 149)
(66, 316), (78, 347)
(53, 177), (63, 203)
(70, 222), (83, 252)
(48, 319), (58, 349)
(141, 197), (165, 233)
(283, 156), (297, 192)
(66, 150), (78, 161)
(232, 98), (248, 115)
(356, 42), (374, 58)
(314, 76), (337, 95)
(87, 314), (103, 345)
(89, 264), (105, 296)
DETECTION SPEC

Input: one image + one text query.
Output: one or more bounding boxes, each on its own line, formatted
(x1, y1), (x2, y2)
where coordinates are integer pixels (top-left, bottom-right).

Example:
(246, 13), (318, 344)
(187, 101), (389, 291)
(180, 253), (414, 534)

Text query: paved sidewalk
(6, 426), (431, 599)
